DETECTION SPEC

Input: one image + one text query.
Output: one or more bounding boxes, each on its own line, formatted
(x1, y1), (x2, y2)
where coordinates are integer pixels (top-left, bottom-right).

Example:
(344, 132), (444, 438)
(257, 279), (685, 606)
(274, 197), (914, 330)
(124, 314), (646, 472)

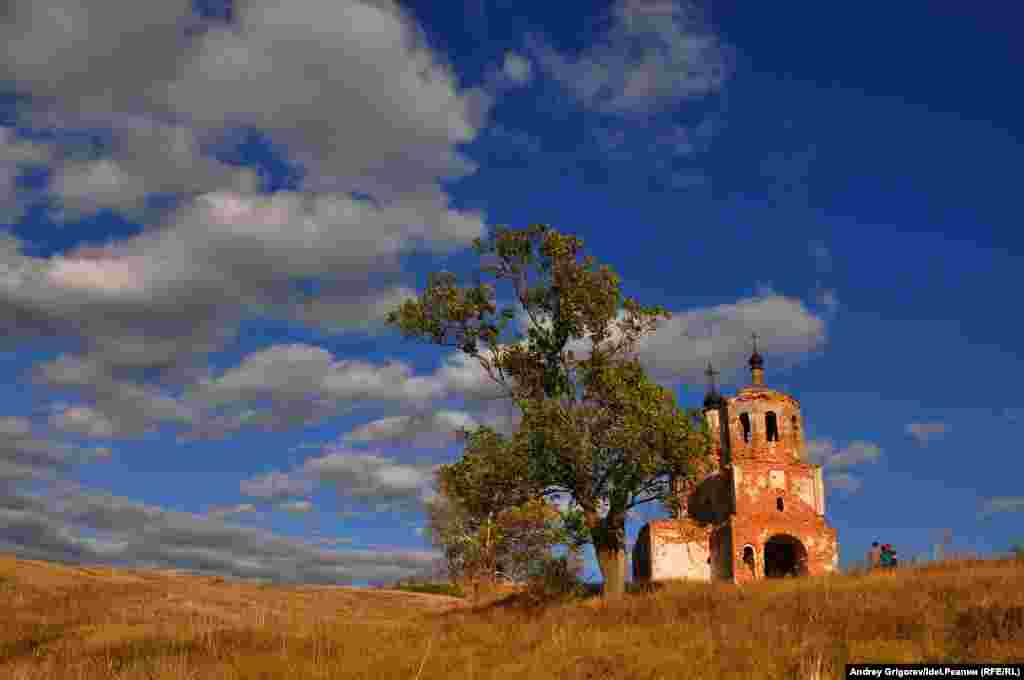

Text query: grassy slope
(1, 552), (1022, 679)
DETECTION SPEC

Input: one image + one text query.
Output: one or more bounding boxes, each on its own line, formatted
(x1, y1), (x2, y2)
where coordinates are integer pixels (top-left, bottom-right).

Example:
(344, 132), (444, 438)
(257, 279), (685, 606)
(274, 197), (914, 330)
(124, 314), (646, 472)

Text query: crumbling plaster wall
(732, 461), (824, 518)
(636, 520), (715, 583)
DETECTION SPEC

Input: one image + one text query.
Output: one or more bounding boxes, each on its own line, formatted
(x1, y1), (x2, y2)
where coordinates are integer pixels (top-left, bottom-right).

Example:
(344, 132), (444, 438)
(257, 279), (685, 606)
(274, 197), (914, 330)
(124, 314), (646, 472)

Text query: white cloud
(0, 416), (112, 484)
(817, 288), (839, 313)
(303, 451), (434, 508)
(824, 473), (861, 493)
(164, 0), (489, 196)
(49, 406), (117, 439)
(531, 0), (730, 116)
(343, 410), (480, 445)
(48, 122), (257, 219)
(35, 355), (197, 438)
(806, 439), (882, 470)
(634, 293), (828, 385)
(317, 537), (354, 547)
(207, 503), (258, 519)
(502, 51), (533, 84)
(197, 343), (444, 408)
(978, 496), (1024, 519)
(806, 438), (882, 495)
(0, 127), (53, 221)
(239, 471), (314, 501)
(0, 0), (490, 390)
(293, 286), (417, 334)
(905, 422), (949, 447)
(0, 416), (33, 439)
(278, 500), (313, 514)
(0, 486), (434, 584)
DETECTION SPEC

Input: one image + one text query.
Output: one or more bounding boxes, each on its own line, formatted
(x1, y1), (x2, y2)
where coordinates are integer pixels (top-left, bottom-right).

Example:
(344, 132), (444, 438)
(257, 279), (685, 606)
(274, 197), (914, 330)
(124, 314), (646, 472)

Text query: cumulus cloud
(806, 439), (882, 470)
(1, 0), (489, 192)
(278, 500), (313, 514)
(502, 51), (534, 84)
(806, 439), (882, 494)
(48, 121), (258, 219)
(1, 0), (489, 396)
(343, 410), (480, 445)
(905, 422), (949, 447)
(816, 288), (839, 313)
(49, 406), (118, 439)
(34, 355), (197, 438)
(634, 293), (827, 385)
(531, 0), (730, 116)
(0, 416), (113, 485)
(304, 451), (434, 509)
(292, 286), (417, 334)
(206, 503), (258, 519)
(824, 473), (861, 493)
(192, 344), (444, 429)
(0, 127), (53, 221)
(239, 471), (314, 501)
(978, 497), (1024, 519)
(0, 486), (434, 584)
(238, 449), (435, 518)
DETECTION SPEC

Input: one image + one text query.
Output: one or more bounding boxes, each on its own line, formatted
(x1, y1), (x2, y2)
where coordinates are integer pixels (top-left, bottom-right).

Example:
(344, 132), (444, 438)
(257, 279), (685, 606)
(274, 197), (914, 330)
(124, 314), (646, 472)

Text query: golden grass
(1, 552), (1022, 679)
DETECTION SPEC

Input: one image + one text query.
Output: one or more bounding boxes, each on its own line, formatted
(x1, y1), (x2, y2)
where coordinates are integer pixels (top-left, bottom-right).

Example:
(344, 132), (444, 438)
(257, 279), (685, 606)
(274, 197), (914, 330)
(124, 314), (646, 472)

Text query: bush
(522, 555), (587, 605)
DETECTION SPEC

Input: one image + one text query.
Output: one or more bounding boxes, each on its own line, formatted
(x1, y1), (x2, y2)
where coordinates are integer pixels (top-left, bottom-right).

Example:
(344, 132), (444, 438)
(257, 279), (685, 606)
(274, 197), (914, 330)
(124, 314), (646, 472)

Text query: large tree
(388, 224), (712, 597)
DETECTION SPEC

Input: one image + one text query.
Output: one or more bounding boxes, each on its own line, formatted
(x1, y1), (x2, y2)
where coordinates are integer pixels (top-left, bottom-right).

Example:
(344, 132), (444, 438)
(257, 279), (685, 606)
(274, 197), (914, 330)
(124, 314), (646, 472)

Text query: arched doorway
(763, 534), (808, 578)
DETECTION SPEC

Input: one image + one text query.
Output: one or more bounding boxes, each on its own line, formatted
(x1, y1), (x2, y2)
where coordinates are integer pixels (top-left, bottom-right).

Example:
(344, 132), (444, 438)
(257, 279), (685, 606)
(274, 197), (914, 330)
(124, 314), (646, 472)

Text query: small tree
(423, 426), (569, 596)
(389, 224), (712, 597)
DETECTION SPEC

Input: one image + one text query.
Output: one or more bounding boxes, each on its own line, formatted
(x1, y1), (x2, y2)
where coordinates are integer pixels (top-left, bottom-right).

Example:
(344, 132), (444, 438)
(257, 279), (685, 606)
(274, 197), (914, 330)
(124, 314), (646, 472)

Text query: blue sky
(1, 0), (1022, 585)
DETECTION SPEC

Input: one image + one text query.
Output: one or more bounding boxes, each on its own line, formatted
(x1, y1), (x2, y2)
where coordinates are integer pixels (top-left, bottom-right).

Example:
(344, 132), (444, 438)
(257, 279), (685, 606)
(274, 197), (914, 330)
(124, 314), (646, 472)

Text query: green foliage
(522, 554), (587, 606)
(1011, 542), (1024, 560)
(424, 440), (570, 586)
(389, 224), (714, 596)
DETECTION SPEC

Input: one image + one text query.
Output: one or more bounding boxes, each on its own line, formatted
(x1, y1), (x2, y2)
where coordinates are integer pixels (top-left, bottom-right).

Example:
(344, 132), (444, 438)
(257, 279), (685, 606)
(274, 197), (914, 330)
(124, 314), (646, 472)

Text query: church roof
(730, 384), (800, 407)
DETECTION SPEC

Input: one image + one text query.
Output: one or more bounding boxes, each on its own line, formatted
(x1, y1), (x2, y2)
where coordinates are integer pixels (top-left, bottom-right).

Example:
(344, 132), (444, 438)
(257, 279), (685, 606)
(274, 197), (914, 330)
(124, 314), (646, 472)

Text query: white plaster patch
(814, 467), (825, 515)
(651, 540), (711, 581)
(792, 475), (814, 507)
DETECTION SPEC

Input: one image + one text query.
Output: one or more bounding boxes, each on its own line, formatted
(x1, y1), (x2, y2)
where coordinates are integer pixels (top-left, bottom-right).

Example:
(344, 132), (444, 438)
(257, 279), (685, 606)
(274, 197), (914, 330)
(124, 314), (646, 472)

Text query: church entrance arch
(763, 534), (808, 578)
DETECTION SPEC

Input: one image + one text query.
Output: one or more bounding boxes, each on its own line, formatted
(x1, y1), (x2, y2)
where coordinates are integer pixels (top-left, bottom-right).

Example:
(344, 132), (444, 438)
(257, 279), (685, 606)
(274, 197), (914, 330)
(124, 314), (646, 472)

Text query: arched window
(766, 411), (779, 442)
(777, 497), (784, 512)
(791, 415), (799, 435)
(739, 413), (751, 443)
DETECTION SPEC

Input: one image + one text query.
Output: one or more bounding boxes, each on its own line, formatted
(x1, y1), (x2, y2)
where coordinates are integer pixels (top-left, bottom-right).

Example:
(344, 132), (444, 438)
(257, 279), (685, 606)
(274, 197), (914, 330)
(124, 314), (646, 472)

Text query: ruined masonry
(633, 346), (839, 584)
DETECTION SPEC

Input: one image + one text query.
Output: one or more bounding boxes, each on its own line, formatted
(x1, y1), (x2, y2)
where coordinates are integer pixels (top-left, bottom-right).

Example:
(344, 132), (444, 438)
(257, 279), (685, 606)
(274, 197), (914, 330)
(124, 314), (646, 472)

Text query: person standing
(880, 544), (894, 569)
(867, 541), (882, 570)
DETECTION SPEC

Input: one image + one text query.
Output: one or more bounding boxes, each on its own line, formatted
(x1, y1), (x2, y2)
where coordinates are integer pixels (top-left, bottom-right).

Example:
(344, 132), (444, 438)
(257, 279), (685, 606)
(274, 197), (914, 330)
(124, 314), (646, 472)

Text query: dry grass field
(1, 552), (1022, 679)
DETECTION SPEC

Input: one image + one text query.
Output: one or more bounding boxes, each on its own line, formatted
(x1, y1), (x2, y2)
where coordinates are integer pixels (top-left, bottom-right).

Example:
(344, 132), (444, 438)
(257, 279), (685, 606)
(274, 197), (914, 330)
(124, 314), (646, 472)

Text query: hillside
(2, 552), (1022, 678)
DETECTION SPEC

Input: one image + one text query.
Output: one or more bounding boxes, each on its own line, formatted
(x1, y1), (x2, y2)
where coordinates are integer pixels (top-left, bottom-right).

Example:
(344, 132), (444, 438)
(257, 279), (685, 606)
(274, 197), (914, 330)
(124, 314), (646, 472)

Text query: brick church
(632, 342), (839, 584)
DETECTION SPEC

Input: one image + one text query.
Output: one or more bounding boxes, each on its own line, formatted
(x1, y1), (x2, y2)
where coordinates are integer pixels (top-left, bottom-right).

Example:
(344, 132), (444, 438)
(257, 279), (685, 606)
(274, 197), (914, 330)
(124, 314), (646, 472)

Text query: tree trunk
(589, 512), (628, 598)
(594, 542), (627, 598)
